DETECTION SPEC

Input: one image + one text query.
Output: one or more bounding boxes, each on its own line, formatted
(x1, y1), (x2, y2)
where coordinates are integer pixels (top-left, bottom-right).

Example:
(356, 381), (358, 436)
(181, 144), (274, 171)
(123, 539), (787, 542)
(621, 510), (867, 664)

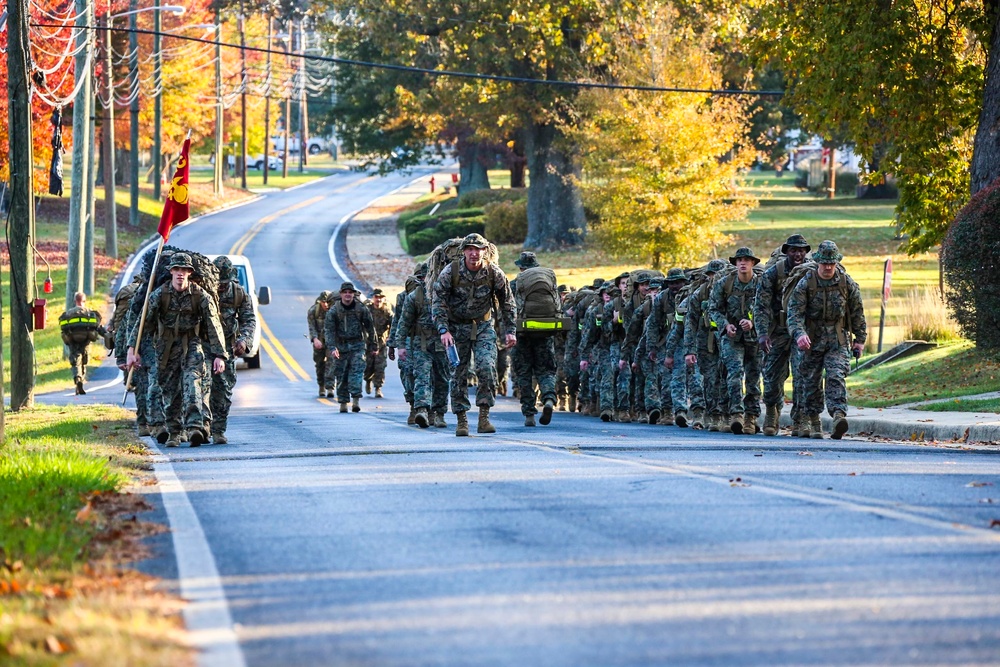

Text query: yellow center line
(260, 337), (297, 382)
(229, 195), (327, 256)
(259, 314), (312, 382)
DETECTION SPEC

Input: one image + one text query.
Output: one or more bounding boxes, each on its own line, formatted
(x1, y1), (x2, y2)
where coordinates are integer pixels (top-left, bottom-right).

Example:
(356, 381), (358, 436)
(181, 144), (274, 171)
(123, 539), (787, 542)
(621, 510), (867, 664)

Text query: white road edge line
(152, 452), (248, 667)
(327, 174), (429, 280)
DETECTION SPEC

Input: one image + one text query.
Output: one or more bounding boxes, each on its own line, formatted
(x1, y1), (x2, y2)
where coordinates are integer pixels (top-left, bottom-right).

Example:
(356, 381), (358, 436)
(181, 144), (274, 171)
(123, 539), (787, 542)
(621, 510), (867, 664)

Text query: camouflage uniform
(325, 284), (377, 406)
(511, 253), (559, 421)
(113, 278), (147, 429)
(123, 280), (165, 435)
(389, 270), (426, 409)
(562, 290), (592, 411)
(622, 281), (655, 420)
(786, 241), (867, 436)
(364, 291), (393, 395)
(130, 255), (228, 443)
(643, 277), (686, 420)
(754, 234), (811, 435)
(431, 238), (516, 416)
(307, 291), (336, 395)
(709, 248), (763, 432)
(682, 261), (730, 428)
(396, 283), (452, 419)
(209, 257), (256, 441)
(580, 285), (614, 418)
(665, 291), (706, 422)
(601, 293), (631, 418)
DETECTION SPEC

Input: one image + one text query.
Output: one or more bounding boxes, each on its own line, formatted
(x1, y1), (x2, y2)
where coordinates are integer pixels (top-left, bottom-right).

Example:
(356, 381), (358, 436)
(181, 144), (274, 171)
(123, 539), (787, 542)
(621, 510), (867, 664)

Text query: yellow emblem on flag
(169, 176), (189, 205)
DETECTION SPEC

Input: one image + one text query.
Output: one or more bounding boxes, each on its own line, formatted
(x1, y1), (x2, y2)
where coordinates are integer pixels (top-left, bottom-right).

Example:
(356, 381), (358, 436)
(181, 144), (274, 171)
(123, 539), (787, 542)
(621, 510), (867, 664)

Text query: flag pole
(124, 238), (165, 405)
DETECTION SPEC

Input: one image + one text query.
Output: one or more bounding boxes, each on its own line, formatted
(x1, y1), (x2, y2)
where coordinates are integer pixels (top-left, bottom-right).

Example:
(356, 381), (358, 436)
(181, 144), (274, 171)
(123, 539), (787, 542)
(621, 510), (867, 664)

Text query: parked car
(271, 134), (330, 155)
(252, 155), (283, 170)
(207, 254), (271, 369)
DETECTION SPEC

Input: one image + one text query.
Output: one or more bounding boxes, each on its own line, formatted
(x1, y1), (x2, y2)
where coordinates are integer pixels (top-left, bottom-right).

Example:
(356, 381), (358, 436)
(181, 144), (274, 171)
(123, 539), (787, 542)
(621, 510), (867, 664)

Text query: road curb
(778, 413), (1000, 447)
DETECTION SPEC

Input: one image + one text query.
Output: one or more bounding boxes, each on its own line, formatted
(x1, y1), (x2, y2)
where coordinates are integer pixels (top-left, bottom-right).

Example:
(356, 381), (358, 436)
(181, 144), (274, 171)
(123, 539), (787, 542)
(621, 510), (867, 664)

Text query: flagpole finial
(186, 129), (192, 140)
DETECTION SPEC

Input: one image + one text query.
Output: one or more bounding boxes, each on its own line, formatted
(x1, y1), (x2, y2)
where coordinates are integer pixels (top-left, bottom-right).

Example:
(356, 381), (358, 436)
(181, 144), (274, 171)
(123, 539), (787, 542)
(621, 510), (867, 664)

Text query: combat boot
(212, 433), (228, 444)
(189, 429), (206, 447)
(558, 396), (567, 412)
(692, 408), (705, 430)
(365, 380), (372, 395)
(745, 413), (760, 435)
(618, 410), (632, 424)
(600, 409), (613, 422)
(524, 414), (536, 427)
(636, 410), (648, 424)
(326, 388), (336, 398)
(568, 394), (577, 413)
(75, 379), (86, 395)
(340, 401), (349, 413)
(407, 406), (417, 425)
(540, 399), (555, 425)
(763, 405), (779, 436)
(414, 407), (430, 429)
(352, 397), (361, 412)
(809, 414), (824, 439)
(137, 424), (151, 437)
(658, 409), (674, 426)
(155, 427), (169, 444)
(477, 407), (496, 434)
(707, 414), (720, 432)
(831, 410), (849, 440)
(318, 386), (325, 398)
(674, 411), (689, 428)
(433, 412), (447, 428)
(455, 411), (470, 437)
(375, 387), (384, 398)
(165, 434), (181, 448)
(730, 413), (745, 435)
(647, 408), (661, 425)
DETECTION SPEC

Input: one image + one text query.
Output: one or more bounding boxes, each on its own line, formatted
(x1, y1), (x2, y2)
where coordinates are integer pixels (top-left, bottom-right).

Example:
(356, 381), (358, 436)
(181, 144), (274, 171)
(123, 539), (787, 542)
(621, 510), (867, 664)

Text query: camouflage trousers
(588, 347), (609, 408)
(798, 332), (850, 417)
(364, 343), (388, 388)
(718, 335), (762, 417)
(67, 342), (89, 382)
(563, 349), (581, 399)
(333, 340), (367, 402)
(512, 334), (557, 416)
(410, 342), (452, 415)
(136, 340), (164, 428)
(497, 345), (511, 395)
(630, 364), (645, 413)
(313, 345), (335, 391)
(209, 358), (237, 436)
(641, 353), (665, 412)
(666, 346), (705, 414)
(761, 332), (803, 421)
(602, 342), (631, 413)
(399, 337), (415, 404)
(450, 322), (499, 413)
(695, 341), (726, 418)
(158, 336), (211, 437)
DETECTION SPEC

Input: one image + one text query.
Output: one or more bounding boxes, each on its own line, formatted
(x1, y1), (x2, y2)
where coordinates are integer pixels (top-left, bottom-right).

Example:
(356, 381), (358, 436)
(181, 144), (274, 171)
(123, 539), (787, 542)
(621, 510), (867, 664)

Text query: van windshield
(234, 266), (249, 293)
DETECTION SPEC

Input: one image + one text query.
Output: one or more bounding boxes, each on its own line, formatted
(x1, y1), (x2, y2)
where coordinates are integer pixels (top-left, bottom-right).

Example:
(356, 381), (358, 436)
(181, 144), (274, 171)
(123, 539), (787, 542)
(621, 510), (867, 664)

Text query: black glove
(388, 347), (396, 361)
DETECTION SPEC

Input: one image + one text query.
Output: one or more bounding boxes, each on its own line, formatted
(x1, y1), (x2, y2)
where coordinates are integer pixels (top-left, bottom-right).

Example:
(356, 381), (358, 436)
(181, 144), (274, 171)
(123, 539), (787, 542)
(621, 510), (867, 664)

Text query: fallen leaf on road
(797, 451), (814, 456)
(848, 472), (858, 476)
(966, 482), (994, 488)
(45, 636), (65, 654)
(990, 519), (1000, 529)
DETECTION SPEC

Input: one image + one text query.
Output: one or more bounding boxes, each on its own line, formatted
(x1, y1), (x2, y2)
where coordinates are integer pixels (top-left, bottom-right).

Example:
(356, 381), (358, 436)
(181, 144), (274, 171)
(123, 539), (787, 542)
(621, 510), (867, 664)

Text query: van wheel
(247, 352), (261, 369)
(308, 144), (321, 155)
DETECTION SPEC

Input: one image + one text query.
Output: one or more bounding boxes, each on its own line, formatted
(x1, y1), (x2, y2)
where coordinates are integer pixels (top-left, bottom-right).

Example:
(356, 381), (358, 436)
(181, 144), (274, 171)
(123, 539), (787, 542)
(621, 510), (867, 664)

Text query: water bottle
(446, 344), (460, 368)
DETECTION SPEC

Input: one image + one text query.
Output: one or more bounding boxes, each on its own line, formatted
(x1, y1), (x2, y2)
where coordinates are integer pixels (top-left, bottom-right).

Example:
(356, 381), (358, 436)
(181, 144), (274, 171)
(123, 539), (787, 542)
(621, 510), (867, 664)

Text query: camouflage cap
(812, 240), (843, 264)
(729, 246), (761, 266)
(665, 267), (689, 283)
(599, 280), (615, 294)
(212, 255), (235, 281)
(614, 271), (631, 283)
(705, 259), (729, 274)
(514, 251), (539, 269)
(633, 270), (652, 284)
(648, 277), (664, 290)
(372, 288), (385, 297)
(167, 252), (194, 271)
(339, 281), (356, 293)
(414, 261), (429, 279)
(461, 233), (489, 249)
(781, 234), (811, 254)
(557, 284), (568, 294)
(591, 278), (605, 289)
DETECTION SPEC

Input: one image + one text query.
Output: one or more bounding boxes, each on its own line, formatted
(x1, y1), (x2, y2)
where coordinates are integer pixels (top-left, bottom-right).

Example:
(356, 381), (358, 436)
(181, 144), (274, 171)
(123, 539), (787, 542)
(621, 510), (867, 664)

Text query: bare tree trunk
(457, 140), (491, 195)
(970, 0), (1000, 195)
(524, 121), (585, 250)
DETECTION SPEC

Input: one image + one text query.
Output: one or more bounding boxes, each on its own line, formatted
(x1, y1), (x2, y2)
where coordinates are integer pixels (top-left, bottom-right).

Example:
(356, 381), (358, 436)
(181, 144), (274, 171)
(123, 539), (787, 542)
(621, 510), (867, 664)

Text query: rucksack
(59, 307), (100, 344)
(780, 261), (853, 343)
(516, 266), (559, 319)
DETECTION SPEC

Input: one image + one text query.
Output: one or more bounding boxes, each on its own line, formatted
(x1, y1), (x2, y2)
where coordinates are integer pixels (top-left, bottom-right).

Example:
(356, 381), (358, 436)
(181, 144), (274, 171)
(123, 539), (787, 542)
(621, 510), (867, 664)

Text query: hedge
(458, 188), (527, 209)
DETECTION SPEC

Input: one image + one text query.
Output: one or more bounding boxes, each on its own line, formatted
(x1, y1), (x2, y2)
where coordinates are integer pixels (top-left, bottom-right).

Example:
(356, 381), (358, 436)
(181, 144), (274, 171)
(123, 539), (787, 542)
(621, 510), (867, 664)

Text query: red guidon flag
(157, 138), (191, 241)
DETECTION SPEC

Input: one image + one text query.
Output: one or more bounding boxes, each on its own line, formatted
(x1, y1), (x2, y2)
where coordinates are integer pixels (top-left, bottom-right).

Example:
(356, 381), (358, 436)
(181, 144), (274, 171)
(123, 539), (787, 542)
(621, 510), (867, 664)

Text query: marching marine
(208, 256), (256, 444)
(396, 268), (452, 428)
(682, 259), (730, 431)
(59, 292), (107, 395)
(365, 288), (393, 398)
(786, 240), (867, 439)
(307, 290), (336, 397)
(511, 251), (560, 427)
(325, 281), (378, 413)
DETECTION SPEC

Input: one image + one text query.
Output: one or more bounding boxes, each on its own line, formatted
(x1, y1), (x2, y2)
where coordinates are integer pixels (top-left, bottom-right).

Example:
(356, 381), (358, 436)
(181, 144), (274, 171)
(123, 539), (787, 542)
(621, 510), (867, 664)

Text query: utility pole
(153, 0), (162, 200)
(298, 18), (305, 173)
(239, 0), (247, 190)
(68, 0), (93, 305)
(827, 146), (837, 200)
(7, 0), (36, 414)
(128, 0), (140, 226)
(85, 90), (96, 295)
(282, 19), (290, 179)
(299, 18), (308, 169)
(214, 0), (224, 195)
(263, 15), (272, 185)
(102, 14), (118, 259)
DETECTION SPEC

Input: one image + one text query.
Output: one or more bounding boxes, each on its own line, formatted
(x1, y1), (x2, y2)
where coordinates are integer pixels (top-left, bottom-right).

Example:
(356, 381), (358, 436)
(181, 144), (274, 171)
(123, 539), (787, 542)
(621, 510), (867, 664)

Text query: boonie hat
(514, 251), (539, 269)
(705, 259), (728, 274)
(812, 240), (843, 264)
(729, 247), (761, 266)
(339, 281), (356, 293)
(167, 252), (194, 271)
(781, 234), (811, 254)
(665, 268), (689, 283)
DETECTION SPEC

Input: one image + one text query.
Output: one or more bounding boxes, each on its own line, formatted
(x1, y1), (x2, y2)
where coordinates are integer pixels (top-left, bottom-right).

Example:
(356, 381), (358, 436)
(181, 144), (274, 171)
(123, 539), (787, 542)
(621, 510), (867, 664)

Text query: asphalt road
(43, 171), (1000, 666)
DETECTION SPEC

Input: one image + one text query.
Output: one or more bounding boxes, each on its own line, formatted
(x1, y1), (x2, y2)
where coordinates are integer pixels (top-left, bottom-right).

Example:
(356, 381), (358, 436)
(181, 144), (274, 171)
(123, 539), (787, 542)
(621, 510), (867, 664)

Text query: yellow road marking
(260, 337), (297, 382)
(229, 195), (326, 256)
(259, 314), (312, 381)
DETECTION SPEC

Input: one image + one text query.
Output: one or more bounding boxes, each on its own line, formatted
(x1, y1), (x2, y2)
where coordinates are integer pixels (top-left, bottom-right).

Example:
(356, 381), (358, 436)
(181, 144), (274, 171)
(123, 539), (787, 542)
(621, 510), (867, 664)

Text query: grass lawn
(914, 397), (1000, 413)
(0, 405), (190, 665)
(846, 341), (1000, 408)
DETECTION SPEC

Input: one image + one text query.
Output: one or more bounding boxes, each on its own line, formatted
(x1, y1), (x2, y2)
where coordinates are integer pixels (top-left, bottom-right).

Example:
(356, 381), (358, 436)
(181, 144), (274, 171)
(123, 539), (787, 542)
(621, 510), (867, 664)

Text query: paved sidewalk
(340, 172), (1000, 448)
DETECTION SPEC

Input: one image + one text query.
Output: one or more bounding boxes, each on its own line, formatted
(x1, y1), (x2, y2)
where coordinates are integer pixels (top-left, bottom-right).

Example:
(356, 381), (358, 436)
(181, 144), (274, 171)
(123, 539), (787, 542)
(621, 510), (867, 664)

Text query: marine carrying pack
(780, 261), (853, 344)
(515, 266), (570, 333)
(59, 307), (100, 344)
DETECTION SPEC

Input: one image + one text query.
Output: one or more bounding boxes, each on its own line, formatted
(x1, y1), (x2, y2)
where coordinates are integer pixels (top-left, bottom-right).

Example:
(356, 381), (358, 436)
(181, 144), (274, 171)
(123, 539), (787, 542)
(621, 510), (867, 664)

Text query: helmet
(167, 252), (194, 271)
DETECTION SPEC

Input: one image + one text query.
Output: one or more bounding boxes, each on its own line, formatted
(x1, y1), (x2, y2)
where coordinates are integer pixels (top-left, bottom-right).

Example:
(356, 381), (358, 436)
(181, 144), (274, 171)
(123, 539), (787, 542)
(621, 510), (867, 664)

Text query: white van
(208, 254), (271, 369)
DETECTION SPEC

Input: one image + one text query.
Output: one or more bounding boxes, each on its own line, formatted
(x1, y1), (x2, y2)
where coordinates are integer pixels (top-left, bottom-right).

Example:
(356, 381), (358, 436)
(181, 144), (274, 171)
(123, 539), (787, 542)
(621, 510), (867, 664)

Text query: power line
(31, 22), (785, 97)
